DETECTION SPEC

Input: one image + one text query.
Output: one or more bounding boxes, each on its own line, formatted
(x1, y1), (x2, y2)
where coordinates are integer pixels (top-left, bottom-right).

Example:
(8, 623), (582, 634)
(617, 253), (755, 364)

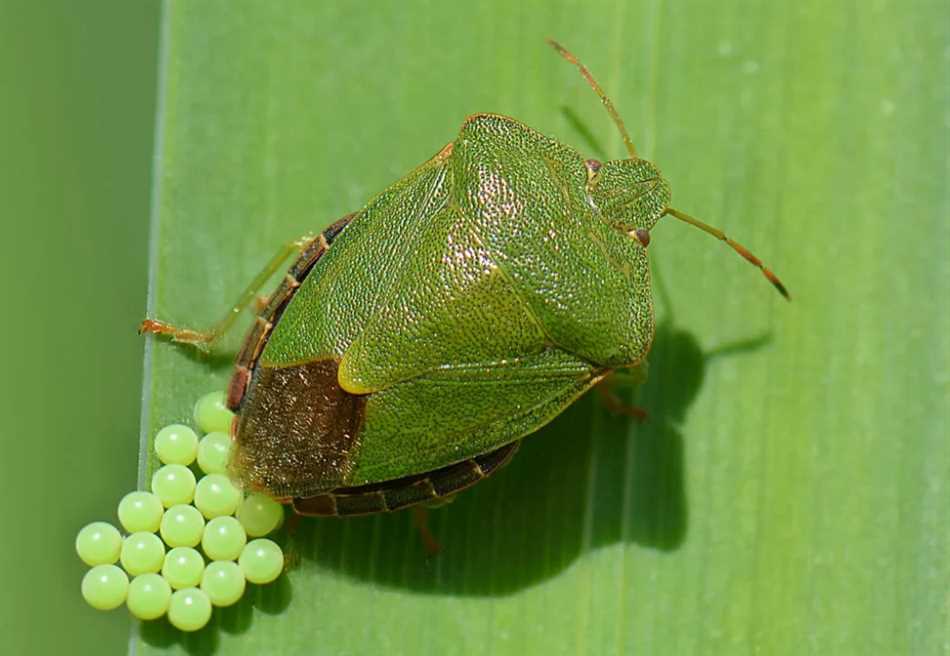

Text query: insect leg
(596, 365), (649, 421)
(139, 235), (317, 351)
(411, 506), (442, 555)
(253, 295), (271, 313)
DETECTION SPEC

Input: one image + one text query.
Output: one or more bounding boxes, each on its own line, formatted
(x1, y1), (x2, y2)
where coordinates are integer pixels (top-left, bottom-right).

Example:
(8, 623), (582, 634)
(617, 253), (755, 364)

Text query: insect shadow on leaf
(289, 315), (769, 596)
(559, 105), (609, 162)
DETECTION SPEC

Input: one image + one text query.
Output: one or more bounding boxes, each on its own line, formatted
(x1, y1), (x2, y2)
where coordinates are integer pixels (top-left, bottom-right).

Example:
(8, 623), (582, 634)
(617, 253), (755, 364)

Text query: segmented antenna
(664, 208), (790, 300)
(547, 39), (788, 300)
(546, 38), (639, 160)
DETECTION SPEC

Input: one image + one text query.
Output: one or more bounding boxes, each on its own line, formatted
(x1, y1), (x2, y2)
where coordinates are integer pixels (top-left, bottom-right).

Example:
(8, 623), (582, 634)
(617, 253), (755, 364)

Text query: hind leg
(412, 507), (442, 555)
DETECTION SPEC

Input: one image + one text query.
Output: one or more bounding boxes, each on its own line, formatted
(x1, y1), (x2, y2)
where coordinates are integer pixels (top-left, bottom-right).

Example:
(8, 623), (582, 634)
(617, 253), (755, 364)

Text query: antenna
(664, 207), (790, 300)
(546, 38), (639, 160)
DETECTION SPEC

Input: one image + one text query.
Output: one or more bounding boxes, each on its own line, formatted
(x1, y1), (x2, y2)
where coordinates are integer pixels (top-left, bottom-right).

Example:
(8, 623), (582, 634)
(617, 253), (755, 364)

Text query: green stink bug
(142, 40), (787, 517)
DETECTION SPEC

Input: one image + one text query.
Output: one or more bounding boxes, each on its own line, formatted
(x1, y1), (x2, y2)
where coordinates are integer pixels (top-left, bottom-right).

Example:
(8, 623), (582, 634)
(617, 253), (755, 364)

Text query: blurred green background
(3, 1), (948, 655)
(0, 1), (159, 655)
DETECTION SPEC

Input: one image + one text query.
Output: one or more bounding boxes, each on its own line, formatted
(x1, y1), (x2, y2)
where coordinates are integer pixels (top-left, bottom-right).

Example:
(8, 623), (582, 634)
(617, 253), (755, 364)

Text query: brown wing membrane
(231, 358), (366, 498)
(227, 215), (360, 498)
(292, 441), (520, 517)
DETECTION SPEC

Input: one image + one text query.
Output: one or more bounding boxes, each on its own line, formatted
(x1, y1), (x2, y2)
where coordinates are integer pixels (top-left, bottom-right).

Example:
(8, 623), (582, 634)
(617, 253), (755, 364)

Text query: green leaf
(137, 1), (949, 654)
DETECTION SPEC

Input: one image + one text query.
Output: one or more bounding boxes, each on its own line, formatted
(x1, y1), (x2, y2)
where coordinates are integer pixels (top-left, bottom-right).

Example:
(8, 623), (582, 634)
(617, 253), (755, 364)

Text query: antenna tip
(765, 270), (791, 301)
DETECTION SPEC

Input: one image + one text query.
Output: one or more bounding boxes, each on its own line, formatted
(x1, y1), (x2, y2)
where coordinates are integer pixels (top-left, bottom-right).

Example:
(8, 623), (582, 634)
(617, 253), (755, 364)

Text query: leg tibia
(139, 235), (316, 351)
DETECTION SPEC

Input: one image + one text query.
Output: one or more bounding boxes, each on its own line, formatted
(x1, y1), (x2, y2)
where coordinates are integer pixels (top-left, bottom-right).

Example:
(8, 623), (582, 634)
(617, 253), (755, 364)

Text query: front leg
(140, 212), (356, 352)
(140, 235), (317, 351)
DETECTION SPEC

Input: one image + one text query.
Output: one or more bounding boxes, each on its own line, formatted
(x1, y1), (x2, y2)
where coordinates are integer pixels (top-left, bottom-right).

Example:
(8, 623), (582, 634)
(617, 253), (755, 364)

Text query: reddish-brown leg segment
(596, 383), (648, 422)
(412, 507), (442, 555)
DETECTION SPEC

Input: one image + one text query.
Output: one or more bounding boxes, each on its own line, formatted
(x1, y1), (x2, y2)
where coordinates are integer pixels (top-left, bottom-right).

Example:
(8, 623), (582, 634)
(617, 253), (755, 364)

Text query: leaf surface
(136, 2), (950, 653)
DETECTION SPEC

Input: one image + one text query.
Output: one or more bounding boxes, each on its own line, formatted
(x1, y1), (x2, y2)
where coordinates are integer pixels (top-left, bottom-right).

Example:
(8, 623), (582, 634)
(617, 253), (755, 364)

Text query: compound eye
(584, 158), (602, 180)
(634, 228), (651, 247)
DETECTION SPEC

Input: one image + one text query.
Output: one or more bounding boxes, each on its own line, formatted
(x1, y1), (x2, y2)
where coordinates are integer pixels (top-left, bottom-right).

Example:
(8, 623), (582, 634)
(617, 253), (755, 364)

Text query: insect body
(142, 41), (787, 516)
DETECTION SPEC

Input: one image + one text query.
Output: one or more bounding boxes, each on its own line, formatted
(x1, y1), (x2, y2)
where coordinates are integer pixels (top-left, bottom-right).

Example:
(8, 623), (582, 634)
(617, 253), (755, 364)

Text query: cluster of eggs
(75, 392), (286, 632)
